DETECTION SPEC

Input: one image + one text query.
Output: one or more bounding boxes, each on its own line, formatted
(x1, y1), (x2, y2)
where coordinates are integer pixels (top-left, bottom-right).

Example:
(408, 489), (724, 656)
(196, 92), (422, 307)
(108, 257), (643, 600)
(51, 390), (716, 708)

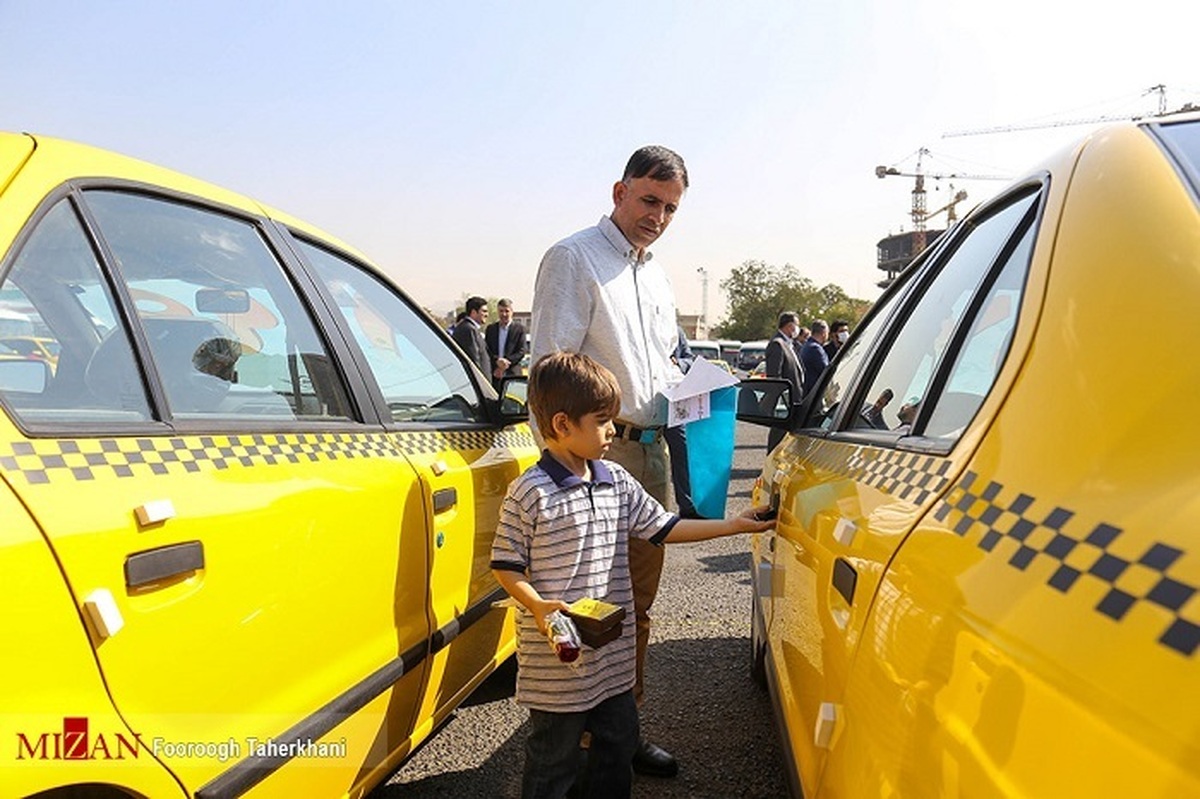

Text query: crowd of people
(761, 311), (850, 450)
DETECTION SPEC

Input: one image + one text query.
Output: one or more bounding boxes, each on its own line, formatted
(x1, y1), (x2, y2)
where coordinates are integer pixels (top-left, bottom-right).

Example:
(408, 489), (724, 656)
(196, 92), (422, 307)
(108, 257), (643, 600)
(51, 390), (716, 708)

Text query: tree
(713, 260), (872, 340)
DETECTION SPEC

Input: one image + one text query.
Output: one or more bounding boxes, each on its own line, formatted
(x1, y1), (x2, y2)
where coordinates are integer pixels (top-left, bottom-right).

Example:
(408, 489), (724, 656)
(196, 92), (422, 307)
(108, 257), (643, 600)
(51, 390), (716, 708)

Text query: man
(530, 145), (688, 779)
(666, 324), (698, 519)
(764, 311), (805, 453)
(485, 297), (527, 390)
(860, 388), (894, 430)
(825, 319), (849, 361)
(799, 319), (830, 398)
(452, 296), (490, 378)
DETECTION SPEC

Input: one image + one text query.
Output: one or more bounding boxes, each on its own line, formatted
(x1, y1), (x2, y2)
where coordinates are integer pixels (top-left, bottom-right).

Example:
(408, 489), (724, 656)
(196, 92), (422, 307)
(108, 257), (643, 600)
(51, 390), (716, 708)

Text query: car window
(0, 198), (154, 423)
(850, 190), (1038, 435)
(296, 239), (483, 424)
(809, 270), (911, 431)
(1156, 119), (1200, 194)
(923, 222), (1034, 439)
(83, 191), (353, 422)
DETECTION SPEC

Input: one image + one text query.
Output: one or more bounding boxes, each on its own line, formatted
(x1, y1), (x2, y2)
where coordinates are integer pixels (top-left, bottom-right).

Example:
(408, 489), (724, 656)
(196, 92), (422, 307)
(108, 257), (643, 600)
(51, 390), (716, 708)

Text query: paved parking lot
(375, 421), (789, 798)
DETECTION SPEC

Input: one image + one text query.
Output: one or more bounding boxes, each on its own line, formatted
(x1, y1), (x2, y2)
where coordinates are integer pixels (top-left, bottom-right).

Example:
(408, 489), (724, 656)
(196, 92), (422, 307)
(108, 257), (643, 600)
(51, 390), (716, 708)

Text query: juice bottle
(545, 610), (581, 663)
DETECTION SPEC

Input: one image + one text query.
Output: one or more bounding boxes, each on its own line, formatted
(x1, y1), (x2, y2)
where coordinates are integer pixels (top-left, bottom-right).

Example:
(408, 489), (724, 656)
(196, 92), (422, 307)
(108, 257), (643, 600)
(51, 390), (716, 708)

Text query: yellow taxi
(0, 133), (537, 798)
(738, 113), (1200, 797)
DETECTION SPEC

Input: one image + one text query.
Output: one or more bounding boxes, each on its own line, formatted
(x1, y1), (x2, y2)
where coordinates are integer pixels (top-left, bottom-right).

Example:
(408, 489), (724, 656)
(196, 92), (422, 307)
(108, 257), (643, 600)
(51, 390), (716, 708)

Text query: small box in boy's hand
(566, 598), (626, 649)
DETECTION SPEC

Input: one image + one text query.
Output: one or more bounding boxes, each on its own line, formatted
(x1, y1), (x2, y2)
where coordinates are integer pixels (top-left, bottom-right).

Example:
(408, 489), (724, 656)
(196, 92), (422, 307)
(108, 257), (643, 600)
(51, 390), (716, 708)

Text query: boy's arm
(492, 567), (570, 634)
(662, 506), (774, 544)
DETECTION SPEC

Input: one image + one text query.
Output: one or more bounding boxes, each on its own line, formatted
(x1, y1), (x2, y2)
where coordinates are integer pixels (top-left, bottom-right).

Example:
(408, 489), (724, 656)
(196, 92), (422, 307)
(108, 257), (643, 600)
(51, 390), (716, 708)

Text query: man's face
(471, 306), (488, 323)
(611, 175), (686, 253)
(498, 304), (513, 325)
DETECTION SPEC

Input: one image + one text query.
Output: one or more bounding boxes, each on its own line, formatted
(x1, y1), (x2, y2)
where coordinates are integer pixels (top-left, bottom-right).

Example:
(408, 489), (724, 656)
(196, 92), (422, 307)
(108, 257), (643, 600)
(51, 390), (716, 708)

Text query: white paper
(669, 392), (709, 427)
(664, 357), (740, 427)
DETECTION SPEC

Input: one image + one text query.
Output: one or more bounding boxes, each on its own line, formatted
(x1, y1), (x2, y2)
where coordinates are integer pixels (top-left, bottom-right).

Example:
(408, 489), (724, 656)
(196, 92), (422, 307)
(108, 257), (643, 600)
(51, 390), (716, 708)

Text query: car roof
(8, 132), (373, 268)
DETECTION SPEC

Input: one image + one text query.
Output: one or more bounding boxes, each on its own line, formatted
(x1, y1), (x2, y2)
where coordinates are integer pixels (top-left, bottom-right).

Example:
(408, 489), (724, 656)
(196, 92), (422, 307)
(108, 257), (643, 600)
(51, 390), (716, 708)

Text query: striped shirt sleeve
(490, 474), (533, 574)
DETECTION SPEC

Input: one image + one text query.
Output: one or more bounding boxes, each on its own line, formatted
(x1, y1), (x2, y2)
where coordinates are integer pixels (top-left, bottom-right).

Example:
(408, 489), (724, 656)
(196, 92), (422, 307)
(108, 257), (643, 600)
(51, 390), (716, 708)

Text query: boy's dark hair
(528, 352), (621, 439)
(623, 145), (689, 189)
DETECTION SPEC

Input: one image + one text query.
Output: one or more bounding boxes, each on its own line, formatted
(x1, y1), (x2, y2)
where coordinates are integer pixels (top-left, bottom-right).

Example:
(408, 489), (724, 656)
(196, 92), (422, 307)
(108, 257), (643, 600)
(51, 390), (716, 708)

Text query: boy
(490, 352), (773, 798)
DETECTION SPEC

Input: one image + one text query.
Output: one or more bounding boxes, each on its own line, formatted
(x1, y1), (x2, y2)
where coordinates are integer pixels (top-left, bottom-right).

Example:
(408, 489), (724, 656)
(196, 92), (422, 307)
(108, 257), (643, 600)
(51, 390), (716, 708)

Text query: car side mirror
(736, 378), (793, 427)
(497, 376), (529, 421)
(0, 358), (50, 394)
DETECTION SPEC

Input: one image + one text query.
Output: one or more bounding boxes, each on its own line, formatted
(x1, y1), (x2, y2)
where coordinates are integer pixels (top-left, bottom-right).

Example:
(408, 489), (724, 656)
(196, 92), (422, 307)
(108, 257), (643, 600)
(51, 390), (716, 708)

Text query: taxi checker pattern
(0, 428), (538, 485)
(796, 436), (955, 507)
(933, 470), (1200, 658)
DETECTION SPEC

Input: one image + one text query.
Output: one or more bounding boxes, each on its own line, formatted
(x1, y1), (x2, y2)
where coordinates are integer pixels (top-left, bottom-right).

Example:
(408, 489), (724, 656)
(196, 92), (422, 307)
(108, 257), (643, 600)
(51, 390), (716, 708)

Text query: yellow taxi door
(0, 188), (432, 797)
(402, 428), (534, 730)
(764, 187), (1042, 795)
(291, 239), (539, 751)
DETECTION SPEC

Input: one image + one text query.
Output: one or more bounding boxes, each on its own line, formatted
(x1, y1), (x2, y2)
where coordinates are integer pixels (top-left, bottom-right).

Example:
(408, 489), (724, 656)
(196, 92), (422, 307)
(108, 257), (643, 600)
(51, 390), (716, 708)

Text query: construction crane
(874, 147), (1008, 252)
(942, 84), (1198, 138)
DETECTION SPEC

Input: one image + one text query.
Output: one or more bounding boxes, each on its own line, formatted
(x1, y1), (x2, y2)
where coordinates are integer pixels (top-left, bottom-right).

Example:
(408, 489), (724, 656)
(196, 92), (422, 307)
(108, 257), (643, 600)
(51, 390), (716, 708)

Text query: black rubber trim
(195, 639), (427, 799)
(124, 541), (203, 588)
(431, 587), (507, 654)
(195, 585), (508, 798)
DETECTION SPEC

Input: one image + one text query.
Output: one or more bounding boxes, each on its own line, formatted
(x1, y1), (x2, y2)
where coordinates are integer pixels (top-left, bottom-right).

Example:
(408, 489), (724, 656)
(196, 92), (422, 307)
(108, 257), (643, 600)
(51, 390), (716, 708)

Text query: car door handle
(432, 487), (457, 514)
(832, 557), (857, 605)
(125, 541), (204, 589)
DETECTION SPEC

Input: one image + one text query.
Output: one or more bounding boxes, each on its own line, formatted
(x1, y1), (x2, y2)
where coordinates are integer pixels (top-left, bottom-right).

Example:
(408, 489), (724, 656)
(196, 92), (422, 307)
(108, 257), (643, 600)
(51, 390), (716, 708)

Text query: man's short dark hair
(778, 312), (798, 329)
(831, 320), (849, 332)
(623, 146), (689, 189)
(810, 319), (829, 336)
(528, 352), (621, 440)
(465, 296), (487, 314)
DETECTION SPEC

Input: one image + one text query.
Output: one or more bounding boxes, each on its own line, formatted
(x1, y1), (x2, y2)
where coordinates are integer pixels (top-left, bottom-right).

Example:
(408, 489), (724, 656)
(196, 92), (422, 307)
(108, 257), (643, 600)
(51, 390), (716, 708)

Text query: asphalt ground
(372, 420), (789, 798)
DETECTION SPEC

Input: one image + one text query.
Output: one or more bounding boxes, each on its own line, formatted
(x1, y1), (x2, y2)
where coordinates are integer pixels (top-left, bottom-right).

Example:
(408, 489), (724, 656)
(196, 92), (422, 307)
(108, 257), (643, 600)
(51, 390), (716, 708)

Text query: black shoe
(632, 738), (678, 778)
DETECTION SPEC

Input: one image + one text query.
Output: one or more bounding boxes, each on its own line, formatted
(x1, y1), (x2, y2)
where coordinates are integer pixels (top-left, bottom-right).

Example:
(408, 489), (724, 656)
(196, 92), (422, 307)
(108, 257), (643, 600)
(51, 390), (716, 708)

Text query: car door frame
(274, 227), (534, 748)
(755, 177), (1051, 796)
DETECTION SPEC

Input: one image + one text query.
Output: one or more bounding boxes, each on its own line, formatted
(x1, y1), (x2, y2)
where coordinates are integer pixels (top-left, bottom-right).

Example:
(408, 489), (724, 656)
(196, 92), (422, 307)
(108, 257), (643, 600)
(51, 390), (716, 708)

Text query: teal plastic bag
(685, 386), (737, 518)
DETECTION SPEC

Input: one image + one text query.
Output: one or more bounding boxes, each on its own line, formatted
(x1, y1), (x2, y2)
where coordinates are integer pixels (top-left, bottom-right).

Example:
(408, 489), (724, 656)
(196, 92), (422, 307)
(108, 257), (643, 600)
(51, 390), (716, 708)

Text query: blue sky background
(2, 1), (1197, 324)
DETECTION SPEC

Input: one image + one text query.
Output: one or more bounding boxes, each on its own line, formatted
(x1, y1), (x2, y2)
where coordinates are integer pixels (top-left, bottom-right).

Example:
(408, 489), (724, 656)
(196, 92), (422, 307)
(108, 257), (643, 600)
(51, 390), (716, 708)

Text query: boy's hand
(735, 506), (777, 533)
(530, 597), (571, 634)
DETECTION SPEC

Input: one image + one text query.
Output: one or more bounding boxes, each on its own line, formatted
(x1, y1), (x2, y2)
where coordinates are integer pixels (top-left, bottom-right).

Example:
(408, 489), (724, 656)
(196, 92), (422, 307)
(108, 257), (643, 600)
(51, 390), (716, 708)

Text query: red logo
(16, 717), (140, 761)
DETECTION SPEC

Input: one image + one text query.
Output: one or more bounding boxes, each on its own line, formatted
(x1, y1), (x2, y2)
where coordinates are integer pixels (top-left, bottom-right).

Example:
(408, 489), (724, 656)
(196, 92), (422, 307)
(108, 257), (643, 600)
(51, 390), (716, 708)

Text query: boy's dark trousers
(522, 689), (638, 799)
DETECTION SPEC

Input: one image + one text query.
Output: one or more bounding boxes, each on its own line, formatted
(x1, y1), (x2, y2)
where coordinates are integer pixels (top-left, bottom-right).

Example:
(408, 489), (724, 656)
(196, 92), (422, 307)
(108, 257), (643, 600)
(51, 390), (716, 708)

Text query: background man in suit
(765, 311), (805, 453)
(452, 295), (491, 378)
(666, 324), (699, 518)
(800, 318), (830, 398)
(485, 297), (527, 390)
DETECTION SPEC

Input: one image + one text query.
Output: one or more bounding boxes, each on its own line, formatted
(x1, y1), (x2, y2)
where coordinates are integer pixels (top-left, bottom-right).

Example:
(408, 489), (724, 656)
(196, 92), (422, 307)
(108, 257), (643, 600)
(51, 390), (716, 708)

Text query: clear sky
(2, 1), (1197, 326)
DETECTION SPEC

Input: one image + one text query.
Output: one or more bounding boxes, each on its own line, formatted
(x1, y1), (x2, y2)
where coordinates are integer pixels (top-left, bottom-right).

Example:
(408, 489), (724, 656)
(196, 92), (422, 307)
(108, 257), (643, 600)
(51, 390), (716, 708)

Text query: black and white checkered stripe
(0, 428), (538, 485)
(934, 471), (1199, 657)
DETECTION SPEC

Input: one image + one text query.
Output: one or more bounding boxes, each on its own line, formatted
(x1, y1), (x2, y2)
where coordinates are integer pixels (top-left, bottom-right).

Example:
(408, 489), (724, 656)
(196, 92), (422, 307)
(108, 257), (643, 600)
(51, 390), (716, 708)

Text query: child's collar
(538, 450), (615, 488)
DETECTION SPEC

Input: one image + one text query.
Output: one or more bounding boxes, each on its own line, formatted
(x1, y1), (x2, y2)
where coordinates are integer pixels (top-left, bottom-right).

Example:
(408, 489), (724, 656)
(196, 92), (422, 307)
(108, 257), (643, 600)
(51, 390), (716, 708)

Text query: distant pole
(696, 266), (709, 338)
